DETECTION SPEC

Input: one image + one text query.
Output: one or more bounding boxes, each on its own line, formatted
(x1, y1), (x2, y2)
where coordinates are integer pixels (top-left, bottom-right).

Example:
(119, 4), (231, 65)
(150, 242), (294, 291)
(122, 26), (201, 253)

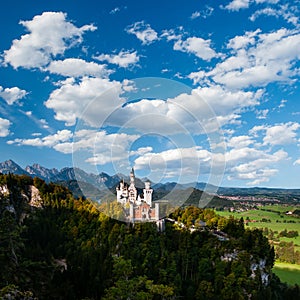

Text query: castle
(116, 168), (164, 229)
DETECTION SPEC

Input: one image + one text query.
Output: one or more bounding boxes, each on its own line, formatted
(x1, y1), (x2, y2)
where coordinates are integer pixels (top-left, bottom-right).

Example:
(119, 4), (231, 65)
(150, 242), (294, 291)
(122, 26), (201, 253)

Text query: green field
(217, 207), (300, 248)
(217, 206), (300, 285)
(273, 262), (300, 285)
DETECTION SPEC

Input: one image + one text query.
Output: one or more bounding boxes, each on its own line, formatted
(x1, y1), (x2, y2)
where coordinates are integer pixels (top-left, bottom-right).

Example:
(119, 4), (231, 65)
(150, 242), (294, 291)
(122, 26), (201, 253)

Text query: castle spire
(130, 167), (135, 184)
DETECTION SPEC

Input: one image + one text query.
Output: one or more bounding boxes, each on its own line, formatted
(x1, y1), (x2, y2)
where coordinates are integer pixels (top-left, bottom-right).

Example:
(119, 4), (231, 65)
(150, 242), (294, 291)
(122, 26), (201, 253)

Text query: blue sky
(0, 0), (300, 188)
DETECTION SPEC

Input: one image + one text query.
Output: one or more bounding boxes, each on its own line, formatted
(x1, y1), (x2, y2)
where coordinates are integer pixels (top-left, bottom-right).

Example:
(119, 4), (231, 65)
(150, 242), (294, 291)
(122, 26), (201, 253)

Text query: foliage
(0, 174), (299, 299)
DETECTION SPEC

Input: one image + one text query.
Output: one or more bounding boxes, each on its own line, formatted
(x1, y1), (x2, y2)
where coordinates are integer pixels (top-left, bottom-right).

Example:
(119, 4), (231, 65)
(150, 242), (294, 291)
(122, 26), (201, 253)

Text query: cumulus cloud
(100, 84), (262, 136)
(227, 135), (254, 148)
(190, 28), (300, 89)
(94, 50), (139, 68)
(84, 131), (139, 165)
(54, 129), (139, 165)
(132, 136), (288, 185)
(47, 58), (110, 77)
(173, 36), (219, 61)
(130, 146), (153, 156)
(250, 122), (300, 146)
(8, 128), (139, 167)
(3, 12), (96, 69)
(0, 117), (11, 137)
(7, 129), (72, 147)
(134, 146), (213, 180)
(223, 0), (279, 11)
(0, 86), (28, 105)
(44, 77), (124, 127)
(224, 135), (288, 185)
(126, 21), (158, 45)
(223, 0), (250, 11)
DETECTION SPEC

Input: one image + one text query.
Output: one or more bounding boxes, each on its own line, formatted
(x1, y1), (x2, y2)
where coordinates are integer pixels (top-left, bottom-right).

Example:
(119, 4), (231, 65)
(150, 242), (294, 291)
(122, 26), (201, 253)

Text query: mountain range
(0, 159), (211, 192)
(1, 159), (300, 203)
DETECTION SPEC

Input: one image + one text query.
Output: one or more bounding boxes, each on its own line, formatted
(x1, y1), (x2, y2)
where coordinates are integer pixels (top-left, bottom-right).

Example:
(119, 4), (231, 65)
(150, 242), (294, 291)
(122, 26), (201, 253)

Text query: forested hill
(0, 174), (299, 299)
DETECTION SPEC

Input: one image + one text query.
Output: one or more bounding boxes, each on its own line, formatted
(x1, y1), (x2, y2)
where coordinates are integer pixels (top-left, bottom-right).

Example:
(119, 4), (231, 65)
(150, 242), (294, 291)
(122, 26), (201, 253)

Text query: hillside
(0, 173), (299, 299)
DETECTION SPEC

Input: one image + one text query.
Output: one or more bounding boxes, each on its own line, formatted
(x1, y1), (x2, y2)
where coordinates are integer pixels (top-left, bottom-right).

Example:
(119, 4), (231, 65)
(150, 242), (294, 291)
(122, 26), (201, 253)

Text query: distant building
(116, 168), (164, 230)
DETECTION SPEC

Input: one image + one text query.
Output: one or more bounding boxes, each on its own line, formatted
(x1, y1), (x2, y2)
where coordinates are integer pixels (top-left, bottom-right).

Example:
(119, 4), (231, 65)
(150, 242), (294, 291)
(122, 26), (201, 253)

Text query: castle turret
(130, 168), (135, 185)
(143, 180), (153, 206)
(128, 168), (137, 203)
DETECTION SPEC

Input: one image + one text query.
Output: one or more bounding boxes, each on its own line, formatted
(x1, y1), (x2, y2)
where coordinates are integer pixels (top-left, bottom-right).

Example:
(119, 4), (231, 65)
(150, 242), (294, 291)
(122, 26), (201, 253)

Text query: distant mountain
(1, 159), (300, 204)
(25, 163), (59, 181)
(0, 159), (30, 176)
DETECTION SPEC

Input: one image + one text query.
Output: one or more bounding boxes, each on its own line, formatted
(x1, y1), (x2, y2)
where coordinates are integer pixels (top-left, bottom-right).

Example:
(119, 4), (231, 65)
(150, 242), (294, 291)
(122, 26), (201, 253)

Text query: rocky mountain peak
(0, 159), (29, 175)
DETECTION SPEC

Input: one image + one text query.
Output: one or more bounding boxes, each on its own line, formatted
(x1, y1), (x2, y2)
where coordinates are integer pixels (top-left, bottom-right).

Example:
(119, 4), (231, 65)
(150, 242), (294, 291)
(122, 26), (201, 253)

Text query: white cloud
(224, 0), (250, 11)
(191, 28), (300, 89)
(53, 129), (139, 165)
(174, 36), (219, 61)
(3, 12), (96, 69)
(191, 6), (214, 20)
(278, 99), (287, 109)
(8, 128), (139, 167)
(0, 117), (11, 137)
(0, 86), (28, 105)
(227, 135), (254, 148)
(250, 4), (299, 26)
(294, 159), (300, 166)
(161, 28), (183, 42)
(104, 85), (262, 135)
(250, 122), (300, 146)
(227, 29), (260, 50)
(190, 11), (201, 20)
(126, 21), (158, 45)
(130, 146), (153, 156)
(94, 50), (139, 68)
(47, 58), (110, 77)
(250, 7), (278, 21)
(8, 129), (72, 147)
(255, 109), (269, 119)
(225, 142), (288, 185)
(40, 119), (50, 129)
(44, 76), (124, 127)
(84, 131), (139, 165)
(110, 7), (120, 14)
(134, 146), (213, 179)
(31, 132), (42, 137)
(223, 0), (279, 11)
(230, 168), (278, 186)
(132, 137), (288, 185)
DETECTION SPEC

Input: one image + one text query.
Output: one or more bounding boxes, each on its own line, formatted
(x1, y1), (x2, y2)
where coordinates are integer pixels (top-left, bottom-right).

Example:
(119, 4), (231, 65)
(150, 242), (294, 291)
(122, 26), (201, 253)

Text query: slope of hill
(1, 173), (299, 299)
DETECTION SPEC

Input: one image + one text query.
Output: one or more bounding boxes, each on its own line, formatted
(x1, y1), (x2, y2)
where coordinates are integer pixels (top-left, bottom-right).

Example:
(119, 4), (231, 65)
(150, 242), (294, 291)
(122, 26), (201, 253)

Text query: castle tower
(143, 180), (153, 206)
(128, 168), (137, 203)
(130, 168), (135, 185)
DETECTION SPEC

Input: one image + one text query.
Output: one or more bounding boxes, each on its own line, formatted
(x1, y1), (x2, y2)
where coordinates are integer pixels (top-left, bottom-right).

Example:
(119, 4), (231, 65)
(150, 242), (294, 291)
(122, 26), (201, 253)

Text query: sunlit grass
(273, 262), (300, 285)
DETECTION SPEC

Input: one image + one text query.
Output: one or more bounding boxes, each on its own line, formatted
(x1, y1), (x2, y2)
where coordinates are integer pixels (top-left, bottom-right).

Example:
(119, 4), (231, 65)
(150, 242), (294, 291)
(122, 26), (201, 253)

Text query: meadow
(217, 205), (300, 248)
(272, 262), (300, 286)
(217, 205), (300, 285)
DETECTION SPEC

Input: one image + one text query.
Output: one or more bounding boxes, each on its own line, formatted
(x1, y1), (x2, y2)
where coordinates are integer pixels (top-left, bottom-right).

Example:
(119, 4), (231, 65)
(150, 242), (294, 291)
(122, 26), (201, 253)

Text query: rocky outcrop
(28, 185), (42, 208)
